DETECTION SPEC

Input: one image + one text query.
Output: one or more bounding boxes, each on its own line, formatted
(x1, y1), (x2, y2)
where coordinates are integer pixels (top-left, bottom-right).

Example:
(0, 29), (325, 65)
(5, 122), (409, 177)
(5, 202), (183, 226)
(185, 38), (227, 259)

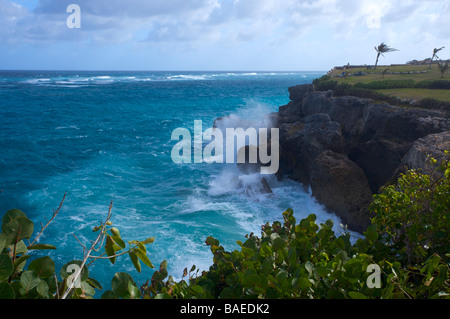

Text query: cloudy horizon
(1, 0), (449, 71)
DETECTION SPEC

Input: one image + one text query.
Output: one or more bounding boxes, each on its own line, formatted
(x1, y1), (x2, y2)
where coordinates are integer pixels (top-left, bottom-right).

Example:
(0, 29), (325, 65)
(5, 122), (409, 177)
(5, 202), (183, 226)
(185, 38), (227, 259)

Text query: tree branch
(29, 192), (67, 247)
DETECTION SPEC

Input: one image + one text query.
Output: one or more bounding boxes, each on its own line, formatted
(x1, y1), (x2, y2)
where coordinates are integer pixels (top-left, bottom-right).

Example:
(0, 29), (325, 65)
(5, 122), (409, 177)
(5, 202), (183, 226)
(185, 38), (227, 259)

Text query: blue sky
(0, 0), (449, 71)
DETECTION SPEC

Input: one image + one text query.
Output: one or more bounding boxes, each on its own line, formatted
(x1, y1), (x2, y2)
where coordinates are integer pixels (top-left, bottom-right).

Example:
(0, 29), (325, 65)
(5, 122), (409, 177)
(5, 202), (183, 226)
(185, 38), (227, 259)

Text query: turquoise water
(0, 70), (355, 294)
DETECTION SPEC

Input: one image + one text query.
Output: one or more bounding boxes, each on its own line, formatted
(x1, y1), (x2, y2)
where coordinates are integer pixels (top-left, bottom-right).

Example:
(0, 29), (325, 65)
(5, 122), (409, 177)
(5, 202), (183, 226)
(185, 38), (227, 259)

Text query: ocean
(0, 70), (358, 294)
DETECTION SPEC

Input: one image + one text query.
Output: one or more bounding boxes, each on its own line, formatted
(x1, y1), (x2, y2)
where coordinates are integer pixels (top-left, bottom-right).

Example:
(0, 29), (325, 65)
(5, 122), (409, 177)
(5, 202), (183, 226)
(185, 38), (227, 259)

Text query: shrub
(0, 198), (155, 299)
(354, 79), (416, 90)
(371, 154), (450, 265)
(416, 98), (450, 113)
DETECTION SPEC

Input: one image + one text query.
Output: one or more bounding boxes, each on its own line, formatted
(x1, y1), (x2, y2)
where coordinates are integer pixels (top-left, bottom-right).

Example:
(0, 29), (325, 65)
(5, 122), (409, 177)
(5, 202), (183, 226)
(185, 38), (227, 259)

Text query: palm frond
(376, 42), (399, 54)
(434, 47), (445, 54)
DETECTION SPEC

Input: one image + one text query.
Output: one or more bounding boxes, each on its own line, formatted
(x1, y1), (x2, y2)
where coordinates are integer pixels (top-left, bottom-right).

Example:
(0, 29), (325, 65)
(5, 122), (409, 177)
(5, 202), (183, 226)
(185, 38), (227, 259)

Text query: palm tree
(430, 47), (445, 69)
(374, 42), (398, 69)
(437, 60), (449, 78)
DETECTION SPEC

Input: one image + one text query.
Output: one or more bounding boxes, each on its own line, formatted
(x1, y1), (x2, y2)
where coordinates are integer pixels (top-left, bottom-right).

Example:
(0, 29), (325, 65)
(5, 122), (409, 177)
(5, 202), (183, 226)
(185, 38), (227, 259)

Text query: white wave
(55, 125), (79, 130)
(22, 78), (51, 84)
(166, 74), (209, 81)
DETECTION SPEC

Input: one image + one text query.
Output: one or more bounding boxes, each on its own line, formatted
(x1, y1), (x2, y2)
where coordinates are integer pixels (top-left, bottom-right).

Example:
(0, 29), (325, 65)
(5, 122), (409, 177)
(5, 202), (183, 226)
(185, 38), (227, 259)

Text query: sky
(0, 0), (449, 71)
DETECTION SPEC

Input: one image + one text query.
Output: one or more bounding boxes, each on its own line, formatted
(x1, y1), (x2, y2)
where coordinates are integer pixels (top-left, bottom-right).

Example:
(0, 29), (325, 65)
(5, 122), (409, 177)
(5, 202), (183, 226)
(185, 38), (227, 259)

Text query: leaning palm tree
(430, 47), (445, 69)
(374, 42), (398, 69)
(437, 60), (449, 78)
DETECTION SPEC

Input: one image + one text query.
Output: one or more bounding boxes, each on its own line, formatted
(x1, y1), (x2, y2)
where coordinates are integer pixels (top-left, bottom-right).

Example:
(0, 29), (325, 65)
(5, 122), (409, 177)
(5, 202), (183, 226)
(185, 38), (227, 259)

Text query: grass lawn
(328, 64), (450, 102)
(377, 88), (450, 102)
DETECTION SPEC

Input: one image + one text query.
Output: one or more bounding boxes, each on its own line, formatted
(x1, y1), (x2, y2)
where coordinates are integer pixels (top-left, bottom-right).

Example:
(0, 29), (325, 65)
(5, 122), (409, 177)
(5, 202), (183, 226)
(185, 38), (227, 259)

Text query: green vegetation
(438, 61), (449, 79)
(1, 156), (449, 299)
(314, 66), (450, 114)
(0, 198), (156, 299)
(377, 89), (450, 102)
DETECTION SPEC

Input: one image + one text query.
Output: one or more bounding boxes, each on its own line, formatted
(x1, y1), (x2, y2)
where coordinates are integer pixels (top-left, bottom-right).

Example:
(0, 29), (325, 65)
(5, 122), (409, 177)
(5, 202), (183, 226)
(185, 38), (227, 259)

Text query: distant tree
(374, 42), (398, 69)
(437, 60), (449, 78)
(430, 47), (445, 69)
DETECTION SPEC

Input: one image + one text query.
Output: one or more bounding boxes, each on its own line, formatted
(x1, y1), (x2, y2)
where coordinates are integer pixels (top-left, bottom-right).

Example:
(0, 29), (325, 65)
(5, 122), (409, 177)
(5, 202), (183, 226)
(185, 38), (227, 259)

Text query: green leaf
(101, 290), (117, 299)
(11, 240), (28, 255)
(141, 237), (155, 245)
(298, 277), (311, 290)
(27, 244), (57, 250)
(112, 235), (126, 249)
(20, 270), (41, 295)
(37, 280), (49, 298)
(110, 227), (120, 237)
(80, 281), (96, 296)
(0, 234), (6, 253)
(305, 261), (314, 275)
(260, 242), (272, 258)
(205, 236), (219, 246)
(1, 209), (26, 232)
(3, 216), (34, 246)
(129, 251), (141, 273)
(0, 282), (15, 299)
(0, 253), (14, 281)
(348, 291), (367, 299)
(135, 249), (154, 269)
(243, 274), (261, 288)
(86, 277), (103, 290)
(13, 254), (31, 272)
(127, 281), (140, 299)
(105, 235), (116, 264)
(111, 272), (139, 299)
(190, 285), (204, 295)
(364, 225), (378, 242)
(272, 237), (285, 251)
(29, 257), (55, 278)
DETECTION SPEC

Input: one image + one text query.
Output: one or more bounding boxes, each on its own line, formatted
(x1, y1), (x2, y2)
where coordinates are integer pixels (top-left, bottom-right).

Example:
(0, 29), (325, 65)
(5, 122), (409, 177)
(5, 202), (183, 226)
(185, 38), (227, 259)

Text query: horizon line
(0, 69), (328, 73)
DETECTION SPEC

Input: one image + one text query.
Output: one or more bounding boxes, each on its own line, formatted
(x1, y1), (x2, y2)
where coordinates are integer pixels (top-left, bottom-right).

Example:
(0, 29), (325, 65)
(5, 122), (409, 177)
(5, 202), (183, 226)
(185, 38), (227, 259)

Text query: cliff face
(276, 84), (450, 232)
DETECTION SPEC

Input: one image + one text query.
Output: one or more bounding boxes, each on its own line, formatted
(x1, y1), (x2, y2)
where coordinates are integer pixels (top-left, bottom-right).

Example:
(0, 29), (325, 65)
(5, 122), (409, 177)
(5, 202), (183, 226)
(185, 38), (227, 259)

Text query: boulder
(402, 131), (450, 172)
(276, 84), (449, 232)
(310, 151), (373, 232)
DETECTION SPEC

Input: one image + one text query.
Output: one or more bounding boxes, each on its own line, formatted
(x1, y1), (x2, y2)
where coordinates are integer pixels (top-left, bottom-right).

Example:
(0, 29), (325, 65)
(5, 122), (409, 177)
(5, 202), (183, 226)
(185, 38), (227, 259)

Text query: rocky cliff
(275, 84), (450, 232)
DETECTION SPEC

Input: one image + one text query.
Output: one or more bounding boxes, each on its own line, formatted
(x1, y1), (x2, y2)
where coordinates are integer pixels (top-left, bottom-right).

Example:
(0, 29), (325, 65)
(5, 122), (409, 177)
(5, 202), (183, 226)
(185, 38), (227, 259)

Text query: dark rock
(402, 131), (450, 171)
(310, 151), (373, 232)
(276, 84), (449, 232)
(288, 84), (313, 102)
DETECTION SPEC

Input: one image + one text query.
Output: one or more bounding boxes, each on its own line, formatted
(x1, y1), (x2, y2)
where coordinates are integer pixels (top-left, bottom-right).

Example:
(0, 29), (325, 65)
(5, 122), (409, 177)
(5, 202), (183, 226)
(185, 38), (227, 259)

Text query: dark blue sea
(0, 70), (357, 295)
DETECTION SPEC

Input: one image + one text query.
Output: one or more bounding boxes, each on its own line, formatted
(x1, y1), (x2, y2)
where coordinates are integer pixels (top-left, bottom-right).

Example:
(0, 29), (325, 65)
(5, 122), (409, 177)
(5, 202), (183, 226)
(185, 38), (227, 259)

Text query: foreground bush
(0, 158), (449, 299)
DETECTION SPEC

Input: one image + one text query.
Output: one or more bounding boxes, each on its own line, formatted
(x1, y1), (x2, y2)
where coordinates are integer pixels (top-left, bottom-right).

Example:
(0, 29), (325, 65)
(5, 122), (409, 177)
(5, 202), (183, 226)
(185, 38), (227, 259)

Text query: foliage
(438, 60), (449, 79)
(0, 199), (155, 299)
(354, 79), (416, 90)
(371, 154), (450, 265)
(1, 158), (449, 299)
(415, 80), (450, 90)
(313, 75), (450, 114)
(416, 98), (450, 113)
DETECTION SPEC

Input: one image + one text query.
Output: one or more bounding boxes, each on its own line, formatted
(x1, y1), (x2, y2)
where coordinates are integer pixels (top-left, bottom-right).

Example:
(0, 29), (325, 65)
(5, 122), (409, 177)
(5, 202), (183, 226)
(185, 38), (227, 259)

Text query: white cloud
(1, 0), (449, 70)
